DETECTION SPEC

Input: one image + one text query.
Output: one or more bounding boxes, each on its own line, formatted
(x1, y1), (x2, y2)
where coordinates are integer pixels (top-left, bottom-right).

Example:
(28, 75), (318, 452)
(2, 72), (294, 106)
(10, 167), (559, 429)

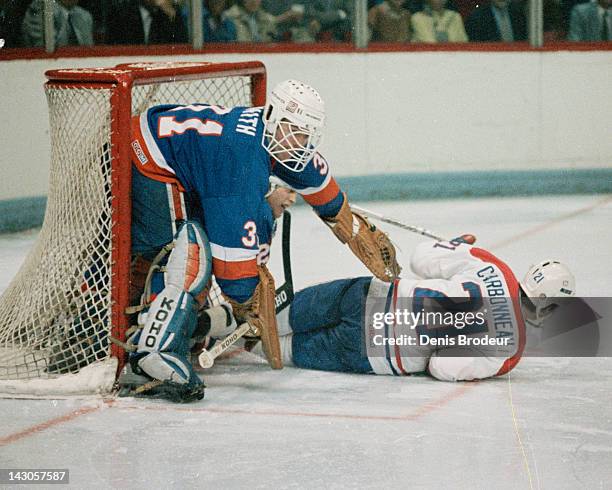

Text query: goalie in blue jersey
(124, 79), (401, 401)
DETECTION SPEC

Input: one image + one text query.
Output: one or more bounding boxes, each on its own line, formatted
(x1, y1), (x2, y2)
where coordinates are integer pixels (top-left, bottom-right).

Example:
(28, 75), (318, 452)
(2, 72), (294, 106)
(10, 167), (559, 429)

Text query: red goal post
(0, 61), (266, 396)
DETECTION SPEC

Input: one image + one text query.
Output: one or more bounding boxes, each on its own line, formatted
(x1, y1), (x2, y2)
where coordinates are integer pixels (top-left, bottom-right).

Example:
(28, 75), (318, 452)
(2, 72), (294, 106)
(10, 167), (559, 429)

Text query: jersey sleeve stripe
(210, 243), (259, 262)
(296, 172), (331, 195)
(138, 113), (175, 175)
(131, 116), (185, 190)
(212, 257), (258, 280)
(470, 247), (526, 376)
(301, 177), (341, 206)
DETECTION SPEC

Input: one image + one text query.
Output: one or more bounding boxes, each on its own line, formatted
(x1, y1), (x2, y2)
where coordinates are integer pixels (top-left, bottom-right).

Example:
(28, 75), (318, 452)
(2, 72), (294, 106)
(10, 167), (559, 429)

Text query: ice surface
(0, 195), (611, 489)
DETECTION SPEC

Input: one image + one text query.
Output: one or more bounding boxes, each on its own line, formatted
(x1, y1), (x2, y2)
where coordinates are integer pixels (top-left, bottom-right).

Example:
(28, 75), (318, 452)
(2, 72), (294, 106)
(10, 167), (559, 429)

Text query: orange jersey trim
(170, 184), (185, 221)
(212, 257), (258, 281)
(390, 279), (409, 375)
(302, 177), (341, 207)
(130, 116), (186, 191)
(470, 247), (526, 376)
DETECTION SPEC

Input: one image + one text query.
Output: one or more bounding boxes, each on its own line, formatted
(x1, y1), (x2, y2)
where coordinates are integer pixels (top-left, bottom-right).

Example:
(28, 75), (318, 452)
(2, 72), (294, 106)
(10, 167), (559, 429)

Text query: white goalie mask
(262, 79), (325, 172)
(519, 260), (575, 326)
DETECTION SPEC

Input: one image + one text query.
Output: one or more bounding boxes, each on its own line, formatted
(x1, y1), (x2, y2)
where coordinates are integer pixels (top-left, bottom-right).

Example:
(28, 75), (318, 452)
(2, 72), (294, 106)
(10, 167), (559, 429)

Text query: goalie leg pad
(128, 221), (212, 393)
(165, 220), (212, 298)
(132, 285), (201, 387)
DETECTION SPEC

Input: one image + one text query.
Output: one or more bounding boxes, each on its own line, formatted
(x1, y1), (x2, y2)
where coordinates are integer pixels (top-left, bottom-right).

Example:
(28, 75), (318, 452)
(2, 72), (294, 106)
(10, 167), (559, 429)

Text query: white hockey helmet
(262, 79), (325, 172)
(520, 260), (575, 326)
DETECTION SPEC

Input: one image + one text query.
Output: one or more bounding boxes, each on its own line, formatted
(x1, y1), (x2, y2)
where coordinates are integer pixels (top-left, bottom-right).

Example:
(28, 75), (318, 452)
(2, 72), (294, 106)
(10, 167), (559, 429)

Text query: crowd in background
(0, 0), (610, 49)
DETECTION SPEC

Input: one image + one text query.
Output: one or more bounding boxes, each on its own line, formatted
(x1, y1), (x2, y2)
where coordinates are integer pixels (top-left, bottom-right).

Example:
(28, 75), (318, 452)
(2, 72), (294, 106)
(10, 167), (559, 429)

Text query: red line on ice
(0, 404), (106, 447)
(118, 382), (476, 422)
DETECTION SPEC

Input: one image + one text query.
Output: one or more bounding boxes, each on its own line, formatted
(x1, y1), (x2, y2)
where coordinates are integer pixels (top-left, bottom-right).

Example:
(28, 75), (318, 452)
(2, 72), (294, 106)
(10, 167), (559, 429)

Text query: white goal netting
(0, 71), (255, 395)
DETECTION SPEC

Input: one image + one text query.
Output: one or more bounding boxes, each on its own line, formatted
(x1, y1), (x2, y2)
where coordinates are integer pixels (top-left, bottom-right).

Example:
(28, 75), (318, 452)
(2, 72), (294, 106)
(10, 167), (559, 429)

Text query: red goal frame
(44, 61), (267, 373)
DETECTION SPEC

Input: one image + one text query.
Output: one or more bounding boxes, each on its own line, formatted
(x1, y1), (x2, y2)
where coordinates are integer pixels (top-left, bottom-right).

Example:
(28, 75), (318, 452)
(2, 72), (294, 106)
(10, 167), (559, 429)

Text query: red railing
(1, 40), (611, 62)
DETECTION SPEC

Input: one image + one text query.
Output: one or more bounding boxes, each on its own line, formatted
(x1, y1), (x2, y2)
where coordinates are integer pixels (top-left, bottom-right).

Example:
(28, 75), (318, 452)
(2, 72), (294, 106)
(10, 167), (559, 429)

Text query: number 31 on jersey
(157, 105), (230, 138)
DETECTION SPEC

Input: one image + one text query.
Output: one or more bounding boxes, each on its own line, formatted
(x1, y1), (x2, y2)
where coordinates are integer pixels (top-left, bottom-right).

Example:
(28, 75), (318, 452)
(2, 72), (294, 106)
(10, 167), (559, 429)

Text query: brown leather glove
(323, 194), (401, 282)
(225, 265), (283, 369)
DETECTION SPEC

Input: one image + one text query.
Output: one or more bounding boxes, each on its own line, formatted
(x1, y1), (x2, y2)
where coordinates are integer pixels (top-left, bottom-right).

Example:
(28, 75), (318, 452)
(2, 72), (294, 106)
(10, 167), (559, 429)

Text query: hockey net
(0, 62), (266, 396)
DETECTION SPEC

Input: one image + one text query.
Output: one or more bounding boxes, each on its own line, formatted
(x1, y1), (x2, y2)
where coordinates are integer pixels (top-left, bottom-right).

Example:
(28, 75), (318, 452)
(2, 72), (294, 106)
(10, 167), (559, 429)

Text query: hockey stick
(198, 322), (254, 368)
(350, 205), (447, 241)
(198, 210), (294, 368)
(274, 210), (294, 314)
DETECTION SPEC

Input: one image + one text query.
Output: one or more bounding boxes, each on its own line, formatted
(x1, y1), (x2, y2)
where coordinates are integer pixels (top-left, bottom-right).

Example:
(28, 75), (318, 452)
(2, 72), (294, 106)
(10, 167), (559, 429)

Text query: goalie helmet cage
(0, 61), (267, 397)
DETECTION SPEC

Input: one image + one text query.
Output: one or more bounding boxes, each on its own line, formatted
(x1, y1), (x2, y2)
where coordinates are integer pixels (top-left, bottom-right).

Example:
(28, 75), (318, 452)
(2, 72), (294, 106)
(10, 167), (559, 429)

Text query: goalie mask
(262, 79), (325, 172)
(519, 260), (575, 326)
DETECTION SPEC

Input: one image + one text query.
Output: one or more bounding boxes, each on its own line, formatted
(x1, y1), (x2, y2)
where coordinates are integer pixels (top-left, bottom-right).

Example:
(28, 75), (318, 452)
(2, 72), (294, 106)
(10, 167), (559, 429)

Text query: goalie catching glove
(225, 265), (283, 369)
(323, 195), (401, 282)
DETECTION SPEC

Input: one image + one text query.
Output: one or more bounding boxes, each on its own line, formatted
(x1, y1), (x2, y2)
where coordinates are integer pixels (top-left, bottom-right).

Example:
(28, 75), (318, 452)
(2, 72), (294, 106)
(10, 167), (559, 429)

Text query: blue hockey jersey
(130, 103), (344, 302)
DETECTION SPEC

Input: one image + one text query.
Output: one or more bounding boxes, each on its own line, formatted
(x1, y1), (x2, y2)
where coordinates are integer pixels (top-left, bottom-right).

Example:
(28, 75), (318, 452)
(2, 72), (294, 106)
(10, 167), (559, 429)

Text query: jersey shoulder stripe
(131, 115), (185, 190)
(470, 247), (526, 375)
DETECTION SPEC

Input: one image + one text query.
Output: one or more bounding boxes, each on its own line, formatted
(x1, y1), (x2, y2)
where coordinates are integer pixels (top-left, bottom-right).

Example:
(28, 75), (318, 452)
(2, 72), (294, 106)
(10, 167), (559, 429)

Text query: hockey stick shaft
(275, 210), (294, 313)
(350, 205), (447, 241)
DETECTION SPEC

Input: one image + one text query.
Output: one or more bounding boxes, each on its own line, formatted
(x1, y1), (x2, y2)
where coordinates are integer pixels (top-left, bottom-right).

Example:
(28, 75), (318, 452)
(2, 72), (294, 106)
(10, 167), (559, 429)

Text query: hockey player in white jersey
(270, 235), (575, 381)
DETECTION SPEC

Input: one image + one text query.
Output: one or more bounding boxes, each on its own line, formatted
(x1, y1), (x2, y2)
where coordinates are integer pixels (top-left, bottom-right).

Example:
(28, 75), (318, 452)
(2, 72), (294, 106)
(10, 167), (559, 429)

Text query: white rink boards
(0, 195), (611, 489)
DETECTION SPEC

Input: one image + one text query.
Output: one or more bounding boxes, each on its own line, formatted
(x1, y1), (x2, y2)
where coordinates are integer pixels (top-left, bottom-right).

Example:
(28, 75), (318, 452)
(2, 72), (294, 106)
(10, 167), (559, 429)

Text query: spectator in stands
(183, 0), (237, 42)
(307, 0), (353, 41)
(106, 0), (187, 45)
(79, 0), (107, 43)
(225, 0), (277, 42)
(543, 0), (564, 41)
(262, 1), (318, 42)
(368, 0), (412, 42)
(1, 0), (28, 47)
(22, 0), (93, 47)
(568, 0), (611, 41)
(465, 0), (527, 41)
(412, 0), (468, 42)
(560, 0), (583, 36)
(0, 2), (7, 46)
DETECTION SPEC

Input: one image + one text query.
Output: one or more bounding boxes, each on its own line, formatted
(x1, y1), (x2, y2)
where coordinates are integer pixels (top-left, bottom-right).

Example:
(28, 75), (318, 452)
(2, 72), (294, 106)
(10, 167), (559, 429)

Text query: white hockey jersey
(364, 240), (526, 381)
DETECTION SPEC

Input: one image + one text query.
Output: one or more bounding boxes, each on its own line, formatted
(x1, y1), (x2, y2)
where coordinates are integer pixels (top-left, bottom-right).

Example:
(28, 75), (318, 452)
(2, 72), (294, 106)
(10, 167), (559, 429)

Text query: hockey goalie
(121, 79), (401, 402)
